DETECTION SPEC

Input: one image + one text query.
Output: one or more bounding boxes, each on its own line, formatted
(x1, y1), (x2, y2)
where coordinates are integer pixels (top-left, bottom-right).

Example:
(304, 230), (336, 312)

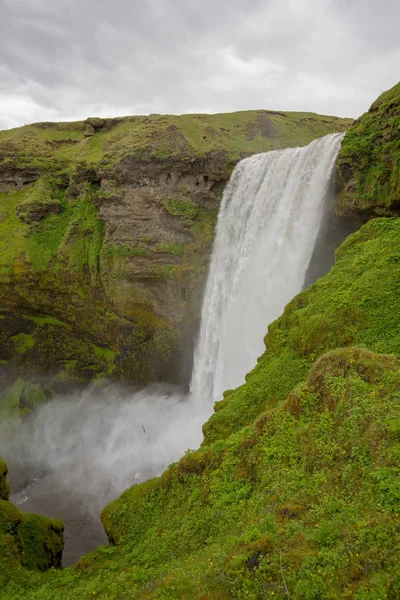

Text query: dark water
(11, 474), (108, 567)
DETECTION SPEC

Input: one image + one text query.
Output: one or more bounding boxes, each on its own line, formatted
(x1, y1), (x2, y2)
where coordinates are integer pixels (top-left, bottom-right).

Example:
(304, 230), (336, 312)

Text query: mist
(1, 384), (208, 516)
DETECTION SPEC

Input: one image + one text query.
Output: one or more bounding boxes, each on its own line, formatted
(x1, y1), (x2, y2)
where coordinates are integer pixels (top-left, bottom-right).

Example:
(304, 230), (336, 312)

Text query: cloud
(0, 0), (399, 129)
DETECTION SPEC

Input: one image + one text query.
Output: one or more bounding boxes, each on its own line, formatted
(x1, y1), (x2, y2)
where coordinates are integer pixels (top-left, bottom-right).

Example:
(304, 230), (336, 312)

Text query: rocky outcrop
(0, 458), (10, 500)
(0, 110), (351, 394)
(0, 458), (64, 581)
(336, 81), (400, 218)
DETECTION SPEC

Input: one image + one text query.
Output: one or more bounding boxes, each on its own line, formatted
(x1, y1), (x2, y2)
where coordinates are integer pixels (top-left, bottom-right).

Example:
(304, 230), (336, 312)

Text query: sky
(0, 0), (399, 130)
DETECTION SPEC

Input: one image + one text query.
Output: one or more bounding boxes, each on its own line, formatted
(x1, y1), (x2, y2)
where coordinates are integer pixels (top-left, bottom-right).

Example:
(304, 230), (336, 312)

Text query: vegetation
(204, 217), (400, 444)
(0, 111), (351, 175)
(336, 81), (400, 217)
(0, 467), (64, 587)
(1, 214), (400, 599)
(0, 109), (350, 397)
(1, 89), (400, 598)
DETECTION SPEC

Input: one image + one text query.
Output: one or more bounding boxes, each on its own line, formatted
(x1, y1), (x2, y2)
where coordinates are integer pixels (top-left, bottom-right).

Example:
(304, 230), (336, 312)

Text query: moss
(0, 458), (10, 501)
(0, 499), (23, 536)
(0, 378), (27, 435)
(10, 333), (36, 354)
(18, 382), (49, 415)
(16, 178), (62, 224)
(152, 242), (185, 255)
(337, 81), (400, 217)
(149, 264), (178, 279)
(163, 197), (199, 219)
(0, 461), (64, 584)
(19, 513), (64, 571)
(103, 244), (149, 258)
(176, 449), (219, 481)
(23, 315), (70, 328)
(91, 344), (117, 376)
(101, 477), (161, 546)
(0, 379), (53, 437)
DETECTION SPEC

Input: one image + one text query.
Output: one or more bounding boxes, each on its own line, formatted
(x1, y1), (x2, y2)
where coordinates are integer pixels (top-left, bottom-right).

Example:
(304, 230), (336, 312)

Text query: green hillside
(2, 217), (400, 599)
(1, 84), (400, 599)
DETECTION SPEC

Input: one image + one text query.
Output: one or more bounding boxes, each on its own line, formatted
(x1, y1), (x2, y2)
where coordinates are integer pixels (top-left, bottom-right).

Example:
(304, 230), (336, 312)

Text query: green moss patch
(19, 513), (64, 572)
(163, 197), (199, 219)
(16, 179), (63, 224)
(10, 334), (36, 355)
(23, 315), (70, 328)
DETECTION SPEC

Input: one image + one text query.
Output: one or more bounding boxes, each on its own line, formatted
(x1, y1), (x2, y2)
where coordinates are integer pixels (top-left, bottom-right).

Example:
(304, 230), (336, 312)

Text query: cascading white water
(190, 133), (344, 405)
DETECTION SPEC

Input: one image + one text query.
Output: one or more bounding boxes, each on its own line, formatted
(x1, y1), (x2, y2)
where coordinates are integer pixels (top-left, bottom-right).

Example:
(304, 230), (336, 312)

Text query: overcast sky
(0, 0), (399, 130)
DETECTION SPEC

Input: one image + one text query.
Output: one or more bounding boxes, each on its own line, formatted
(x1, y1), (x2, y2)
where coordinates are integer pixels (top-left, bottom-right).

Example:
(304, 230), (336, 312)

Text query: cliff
(336, 81), (400, 218)
(0, 111), (351, 399)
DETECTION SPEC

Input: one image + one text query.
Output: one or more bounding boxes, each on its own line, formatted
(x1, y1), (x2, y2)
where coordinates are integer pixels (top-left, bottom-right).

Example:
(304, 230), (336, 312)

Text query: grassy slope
(336, 81), (400, 217)
(204, 217), (400, 444)
(2, 217), (400, 599)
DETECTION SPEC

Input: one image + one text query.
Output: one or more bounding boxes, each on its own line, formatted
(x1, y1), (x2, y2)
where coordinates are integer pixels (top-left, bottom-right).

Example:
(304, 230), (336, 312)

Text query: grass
(337, 81), (400, 216)
(1, 216), (400, 598)
(2, 347), (400, 598)
(0, 110), (352, 176)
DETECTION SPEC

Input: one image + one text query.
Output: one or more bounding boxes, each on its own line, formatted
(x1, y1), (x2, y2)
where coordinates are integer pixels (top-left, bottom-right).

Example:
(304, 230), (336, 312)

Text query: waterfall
(190, 133), (344, 405)
(4, 132), (344, 566)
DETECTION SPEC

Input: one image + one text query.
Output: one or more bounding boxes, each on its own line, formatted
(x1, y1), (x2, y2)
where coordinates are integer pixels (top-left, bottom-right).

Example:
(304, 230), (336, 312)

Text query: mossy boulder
(19, 513), (64, 571)
(0, 457), (10, 500)
(336, 81), (400, 218)
(0, 458), (64, 585)
(0, 111), (351, 388)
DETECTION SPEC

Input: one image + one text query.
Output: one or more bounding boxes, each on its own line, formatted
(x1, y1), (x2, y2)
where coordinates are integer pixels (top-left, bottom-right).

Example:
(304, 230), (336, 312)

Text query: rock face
(336, 81), (400, 218)
(0, 110), (351, 392)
